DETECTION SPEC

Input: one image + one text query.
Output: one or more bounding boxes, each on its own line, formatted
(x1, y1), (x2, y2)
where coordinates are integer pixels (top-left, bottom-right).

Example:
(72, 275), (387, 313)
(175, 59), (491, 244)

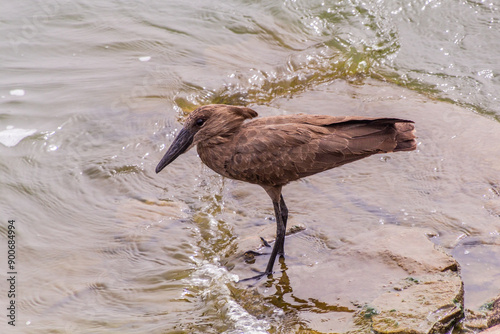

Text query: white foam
(0, 127), (36, 147)
(9, 89), (25, 96)
(189, 263), (270, 334)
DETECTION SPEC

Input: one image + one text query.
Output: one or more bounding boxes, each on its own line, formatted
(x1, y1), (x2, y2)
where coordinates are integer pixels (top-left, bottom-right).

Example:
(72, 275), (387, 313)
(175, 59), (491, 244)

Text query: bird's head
(155, 104), (257, 173)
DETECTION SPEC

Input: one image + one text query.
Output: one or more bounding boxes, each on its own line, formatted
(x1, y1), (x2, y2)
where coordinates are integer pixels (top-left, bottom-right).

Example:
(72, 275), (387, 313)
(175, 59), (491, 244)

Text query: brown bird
(156, 104), (416, 279)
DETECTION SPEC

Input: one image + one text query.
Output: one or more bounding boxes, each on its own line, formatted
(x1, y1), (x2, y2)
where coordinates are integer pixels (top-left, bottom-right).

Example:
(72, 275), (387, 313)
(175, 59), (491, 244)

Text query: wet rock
(462, 310), (490, 332)
(346, 227), (458, 275)
(462, 295), (500, 333)
(350, 227), (464, 334)
(370, 272), (463, 334)
(487, 296), (500, 328)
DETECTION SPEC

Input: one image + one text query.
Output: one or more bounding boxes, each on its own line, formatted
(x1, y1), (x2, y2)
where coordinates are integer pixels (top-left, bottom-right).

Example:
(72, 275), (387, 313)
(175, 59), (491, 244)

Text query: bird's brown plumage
(156, 104), (416, 279)
(192, 105), (416, 189)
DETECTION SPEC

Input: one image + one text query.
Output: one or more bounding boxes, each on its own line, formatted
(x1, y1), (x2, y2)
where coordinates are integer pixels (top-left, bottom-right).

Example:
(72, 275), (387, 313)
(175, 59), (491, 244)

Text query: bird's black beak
(155, 127), (194, 173)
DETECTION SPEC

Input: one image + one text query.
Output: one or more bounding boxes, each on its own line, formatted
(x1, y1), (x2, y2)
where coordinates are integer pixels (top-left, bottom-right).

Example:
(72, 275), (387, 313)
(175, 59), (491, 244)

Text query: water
(1, 0), (499, 333)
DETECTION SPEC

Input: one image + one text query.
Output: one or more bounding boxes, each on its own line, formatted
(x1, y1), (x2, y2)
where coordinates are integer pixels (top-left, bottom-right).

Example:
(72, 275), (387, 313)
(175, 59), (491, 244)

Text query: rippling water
(1, 0), (499, 333)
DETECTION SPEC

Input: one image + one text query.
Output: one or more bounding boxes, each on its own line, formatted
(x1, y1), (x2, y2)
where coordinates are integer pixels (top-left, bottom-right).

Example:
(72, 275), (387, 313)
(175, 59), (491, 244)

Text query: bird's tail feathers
(394, 122), (417, 152)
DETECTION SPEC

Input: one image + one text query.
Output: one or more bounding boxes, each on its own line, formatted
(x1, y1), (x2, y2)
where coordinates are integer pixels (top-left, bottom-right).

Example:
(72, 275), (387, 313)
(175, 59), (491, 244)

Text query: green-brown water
(1, 1), (499, 333)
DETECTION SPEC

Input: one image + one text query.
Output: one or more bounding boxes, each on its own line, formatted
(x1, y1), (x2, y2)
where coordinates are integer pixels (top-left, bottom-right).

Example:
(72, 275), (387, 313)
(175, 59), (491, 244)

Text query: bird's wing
(247, 114), (359, 127)
(226, 118), (405, 186)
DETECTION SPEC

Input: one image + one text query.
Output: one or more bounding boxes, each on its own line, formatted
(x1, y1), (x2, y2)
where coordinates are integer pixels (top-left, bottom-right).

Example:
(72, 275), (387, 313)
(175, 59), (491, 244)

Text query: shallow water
(1, 0), (499, 333)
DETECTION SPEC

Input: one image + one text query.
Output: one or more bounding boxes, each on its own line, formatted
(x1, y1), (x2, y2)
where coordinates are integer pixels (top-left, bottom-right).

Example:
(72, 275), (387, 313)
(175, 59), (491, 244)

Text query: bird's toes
(260, 237), (271, 247)
(237, 269), (273, 284)
(243, 250), (262, 263)
(242, 237), (271, 263)
(243, 250), (273, 263)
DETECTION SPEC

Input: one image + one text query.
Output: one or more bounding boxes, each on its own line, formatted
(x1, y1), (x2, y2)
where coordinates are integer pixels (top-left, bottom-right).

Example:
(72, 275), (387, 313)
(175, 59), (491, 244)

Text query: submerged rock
(370, 273), (463, 334)
(346, 226), (463, 334)
(351, 227), (464, 333)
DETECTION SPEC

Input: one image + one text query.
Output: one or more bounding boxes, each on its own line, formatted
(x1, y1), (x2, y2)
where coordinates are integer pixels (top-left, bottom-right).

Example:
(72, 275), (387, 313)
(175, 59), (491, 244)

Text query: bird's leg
(278, 194), (288, 256)
(263, 199), (286, 276)
(239, 186), (285, 282)
(258, 196), (286, 251)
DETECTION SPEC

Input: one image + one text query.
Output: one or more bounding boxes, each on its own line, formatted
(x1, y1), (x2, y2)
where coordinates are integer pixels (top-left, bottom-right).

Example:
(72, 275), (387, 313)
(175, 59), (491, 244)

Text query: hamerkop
(156, 104), (416, 279)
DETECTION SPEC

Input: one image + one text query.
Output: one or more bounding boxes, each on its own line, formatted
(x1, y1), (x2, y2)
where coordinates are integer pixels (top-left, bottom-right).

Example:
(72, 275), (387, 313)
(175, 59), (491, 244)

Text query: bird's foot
(238, 268), (273, 284)
(243, 250), (265, 263)
(243, 237), (272, 263)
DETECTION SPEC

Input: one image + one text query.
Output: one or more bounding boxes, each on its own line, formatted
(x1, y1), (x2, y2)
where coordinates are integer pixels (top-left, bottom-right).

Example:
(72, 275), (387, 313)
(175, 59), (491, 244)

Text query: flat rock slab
(352, 229), (464, 333)
(371, 272), (463, 334)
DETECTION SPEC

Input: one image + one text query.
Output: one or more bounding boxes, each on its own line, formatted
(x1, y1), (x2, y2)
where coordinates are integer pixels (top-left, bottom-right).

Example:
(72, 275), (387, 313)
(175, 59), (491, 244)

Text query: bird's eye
(196, 118), (205, 126)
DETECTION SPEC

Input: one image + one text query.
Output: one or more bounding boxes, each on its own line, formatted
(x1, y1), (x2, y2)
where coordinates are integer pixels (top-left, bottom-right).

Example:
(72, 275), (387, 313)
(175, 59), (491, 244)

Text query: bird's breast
(197, 142), (234, 179)
(196, 140), (281, 186)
